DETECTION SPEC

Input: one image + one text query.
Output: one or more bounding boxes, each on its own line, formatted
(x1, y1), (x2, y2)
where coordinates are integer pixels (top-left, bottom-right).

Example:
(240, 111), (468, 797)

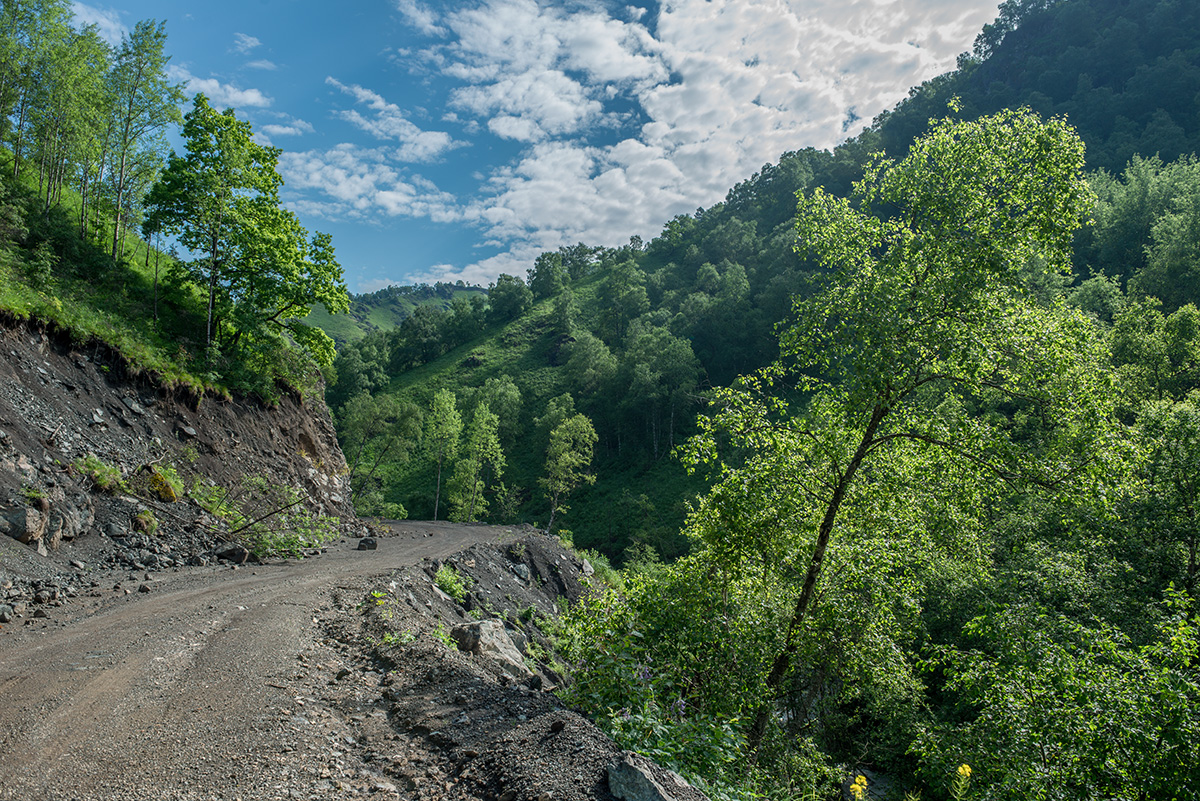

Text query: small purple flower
(637, 664), (652, 683)
(673, 698), (687, 717)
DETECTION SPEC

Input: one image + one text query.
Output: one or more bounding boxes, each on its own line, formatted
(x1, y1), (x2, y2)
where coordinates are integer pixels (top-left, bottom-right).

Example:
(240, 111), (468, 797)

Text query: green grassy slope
(307, 284), (488, 347)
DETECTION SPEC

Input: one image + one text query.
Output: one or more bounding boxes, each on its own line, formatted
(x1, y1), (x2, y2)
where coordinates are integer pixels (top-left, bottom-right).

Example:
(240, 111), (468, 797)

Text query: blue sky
(73, 0), (1000, 294)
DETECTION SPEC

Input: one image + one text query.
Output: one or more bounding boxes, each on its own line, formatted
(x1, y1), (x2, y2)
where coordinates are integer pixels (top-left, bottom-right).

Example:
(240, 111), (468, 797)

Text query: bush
(75, 454), (122, 493)
(190, 474), (339, 559)
(435, 563), (472, 603)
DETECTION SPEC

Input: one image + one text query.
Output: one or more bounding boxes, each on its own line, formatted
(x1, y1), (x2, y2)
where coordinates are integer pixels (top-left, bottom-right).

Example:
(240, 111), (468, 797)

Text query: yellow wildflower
(958, 764), (972, 779)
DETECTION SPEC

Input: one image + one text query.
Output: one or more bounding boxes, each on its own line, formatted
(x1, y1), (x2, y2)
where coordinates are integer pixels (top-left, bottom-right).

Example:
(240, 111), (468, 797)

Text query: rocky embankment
(0, 319), (360, 623)
(323, 527), (708, 801)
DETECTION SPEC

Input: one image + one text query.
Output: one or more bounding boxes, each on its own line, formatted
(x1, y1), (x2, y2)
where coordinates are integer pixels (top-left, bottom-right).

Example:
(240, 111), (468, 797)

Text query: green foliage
(487, 273), (532, 325)
(190, 475), (338, 559)
(19, 485), (45, 503)
(133, 508), (158, 535)
(74, 453), (122, 493)
(432, 622), (454, 647)
(1111, 299), (1200, 407)
(541, 413), (597, 533)
(447, 403), (505, 523)
(560, 569), (750, 785)
(434, 563), (473, 603)
(918, 597), (1200, 800)
(424, 387), (463, 521)
(379, 629), (416, 647)
(337, 392), (422, 515)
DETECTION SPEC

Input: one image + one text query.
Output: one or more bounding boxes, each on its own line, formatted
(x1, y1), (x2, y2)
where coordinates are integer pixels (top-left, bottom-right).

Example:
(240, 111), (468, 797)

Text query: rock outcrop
(0, 320), (361, 606)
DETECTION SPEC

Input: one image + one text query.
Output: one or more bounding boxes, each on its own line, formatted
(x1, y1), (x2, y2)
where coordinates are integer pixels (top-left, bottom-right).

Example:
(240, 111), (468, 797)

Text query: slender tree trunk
(11, 88), (26, 179)
(79, 167), (88, 238)
(546, 493), (559, 533)
(433, 454), (444, 522)
(153, 236), (160, 320)
(747, 403), (889, 752)
(11, 90), (27, 180)
(111, 148), (128, 259)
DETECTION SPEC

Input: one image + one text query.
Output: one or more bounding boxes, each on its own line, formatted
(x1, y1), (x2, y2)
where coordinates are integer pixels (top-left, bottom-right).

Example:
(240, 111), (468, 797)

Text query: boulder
(212, 542), (251, 564)
(608, 752), (698, 801)
(450, 619), (533, 680)
(2, 506), (47, 545)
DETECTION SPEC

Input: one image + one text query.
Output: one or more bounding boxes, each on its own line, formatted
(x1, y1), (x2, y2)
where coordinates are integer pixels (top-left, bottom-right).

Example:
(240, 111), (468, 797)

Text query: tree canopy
(143, 93), (347, 368)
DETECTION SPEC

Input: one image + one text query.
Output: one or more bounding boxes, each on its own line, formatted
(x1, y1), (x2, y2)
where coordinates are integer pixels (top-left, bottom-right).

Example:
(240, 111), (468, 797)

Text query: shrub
(190, 474), (339, 559)
(133, 508), (158, 535)
(75, 454), (122, 493)
(435, 563), (472, 603)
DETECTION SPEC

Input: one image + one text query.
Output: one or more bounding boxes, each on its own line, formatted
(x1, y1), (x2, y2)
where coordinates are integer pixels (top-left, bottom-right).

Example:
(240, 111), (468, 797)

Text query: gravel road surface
(0, 522), (505, 801)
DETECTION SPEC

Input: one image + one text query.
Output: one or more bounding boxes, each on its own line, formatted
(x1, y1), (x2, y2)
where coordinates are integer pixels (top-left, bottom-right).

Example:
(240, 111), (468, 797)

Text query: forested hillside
(328, 0), (1200, 559)
(305, 281), (488, 349)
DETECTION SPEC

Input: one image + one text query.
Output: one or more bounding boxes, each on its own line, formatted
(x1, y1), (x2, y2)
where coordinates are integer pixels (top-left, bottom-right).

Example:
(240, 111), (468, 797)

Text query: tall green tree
(541, 413), (597, 533)
(528, 250), (566, 299)
(424, 388), (462, 522)
(681, 107), (1110, 749)
(143, 93), (347, 362)
(487, 272), (532, 324)
(107, 19), (183, 260)
(448, 403), (504, 523)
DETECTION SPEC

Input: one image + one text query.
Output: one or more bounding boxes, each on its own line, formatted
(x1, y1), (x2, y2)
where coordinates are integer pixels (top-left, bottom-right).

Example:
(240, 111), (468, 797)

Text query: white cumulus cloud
(169, 65), (272, 109)
(279, 144), (459, 223)
(261, 119), (315, 138)
(326, 77), (465, 162)
(396, 0), (446, 36)
(70, 2), (126, 45)
(233, 33), (262, 54)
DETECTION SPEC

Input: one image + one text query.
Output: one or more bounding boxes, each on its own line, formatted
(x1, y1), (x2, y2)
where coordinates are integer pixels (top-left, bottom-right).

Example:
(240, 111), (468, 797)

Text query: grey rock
(212, 542), (251, 564)
(512, 562), (531, 582)
(581, 559), (595, 577)
(507, 625), (529, 655)
(357, 537), (377, 550)
(0, 604), (13, 623)
(607, 753), (681, 801)
(450, 619), (534, 680)
(2, 506), (47, 544)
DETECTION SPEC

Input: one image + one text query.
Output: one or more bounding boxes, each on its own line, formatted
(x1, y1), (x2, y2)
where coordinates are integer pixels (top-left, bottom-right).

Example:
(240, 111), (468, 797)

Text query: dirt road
(0, 522), (506, 801)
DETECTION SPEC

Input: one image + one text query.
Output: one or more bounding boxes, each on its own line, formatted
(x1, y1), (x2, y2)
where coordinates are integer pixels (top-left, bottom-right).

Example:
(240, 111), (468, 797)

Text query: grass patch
(435, 563), (473, 603)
